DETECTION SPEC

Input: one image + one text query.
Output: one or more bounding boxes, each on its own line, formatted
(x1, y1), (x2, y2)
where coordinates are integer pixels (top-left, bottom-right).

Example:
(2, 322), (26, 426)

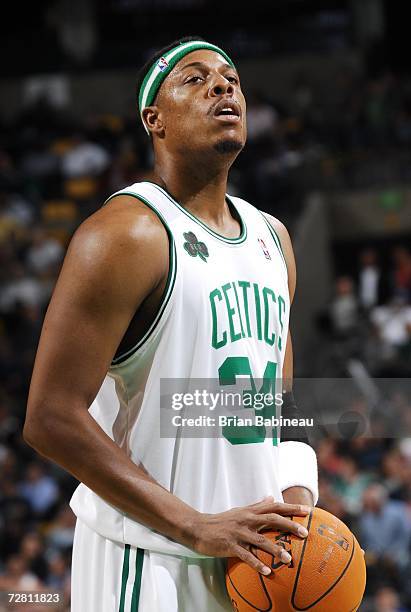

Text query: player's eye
(185, 75), (204, 84)
(226, 75), (239, 84)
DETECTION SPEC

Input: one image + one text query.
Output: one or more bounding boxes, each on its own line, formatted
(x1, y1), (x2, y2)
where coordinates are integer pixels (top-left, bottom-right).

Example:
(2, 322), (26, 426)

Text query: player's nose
(209, 75), (234, 97)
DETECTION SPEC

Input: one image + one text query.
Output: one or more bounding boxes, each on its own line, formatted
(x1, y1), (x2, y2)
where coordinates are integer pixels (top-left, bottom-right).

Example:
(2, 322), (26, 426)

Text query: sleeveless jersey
(69, 181), (290, 557)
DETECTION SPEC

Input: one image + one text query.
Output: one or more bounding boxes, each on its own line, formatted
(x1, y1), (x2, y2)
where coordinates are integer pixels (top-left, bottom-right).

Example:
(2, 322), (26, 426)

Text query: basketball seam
(227, 558), (273, 612)
(291, 512), (356, 611)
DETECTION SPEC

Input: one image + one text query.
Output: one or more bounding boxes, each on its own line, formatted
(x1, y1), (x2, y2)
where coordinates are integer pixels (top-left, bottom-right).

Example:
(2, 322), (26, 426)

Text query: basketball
(226, 507), (366, 611)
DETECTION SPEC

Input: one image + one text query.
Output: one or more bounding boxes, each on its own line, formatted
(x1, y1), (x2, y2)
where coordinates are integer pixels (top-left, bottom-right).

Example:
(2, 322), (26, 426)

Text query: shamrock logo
(183, 231), (209, 262)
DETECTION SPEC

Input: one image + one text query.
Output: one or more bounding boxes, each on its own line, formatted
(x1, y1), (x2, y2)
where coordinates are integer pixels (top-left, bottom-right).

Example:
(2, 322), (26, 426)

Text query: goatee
(213, 139), (244, 154)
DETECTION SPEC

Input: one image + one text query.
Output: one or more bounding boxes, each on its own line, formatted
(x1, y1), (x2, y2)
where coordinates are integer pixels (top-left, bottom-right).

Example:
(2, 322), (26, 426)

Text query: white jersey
(70, 181), (290, 557)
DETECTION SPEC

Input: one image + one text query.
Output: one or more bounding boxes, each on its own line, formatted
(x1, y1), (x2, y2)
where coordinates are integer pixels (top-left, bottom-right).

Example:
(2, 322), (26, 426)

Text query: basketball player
(24, 37), (319, 611)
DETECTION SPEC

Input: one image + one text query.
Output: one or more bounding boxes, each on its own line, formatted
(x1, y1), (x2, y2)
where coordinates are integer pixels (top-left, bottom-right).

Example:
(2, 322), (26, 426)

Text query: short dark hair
(136, 35), (206, 109)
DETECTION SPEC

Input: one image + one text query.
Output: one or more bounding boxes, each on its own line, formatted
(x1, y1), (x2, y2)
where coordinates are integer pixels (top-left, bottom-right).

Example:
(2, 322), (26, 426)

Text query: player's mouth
(213, 100), (241, 124)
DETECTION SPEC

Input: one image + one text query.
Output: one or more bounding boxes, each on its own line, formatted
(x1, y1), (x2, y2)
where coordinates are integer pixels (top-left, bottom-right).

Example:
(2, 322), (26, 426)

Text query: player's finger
(254, 514), (309, 538)
(232, 545), (272, 576)
(245, 497), (275, 511)
(246, 531), (292, 564)
(256, 502), (311, 516)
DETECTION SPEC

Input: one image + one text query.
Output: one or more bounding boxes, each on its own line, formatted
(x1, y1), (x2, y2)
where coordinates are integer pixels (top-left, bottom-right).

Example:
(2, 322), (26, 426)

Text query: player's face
(156, 49), (247, 156)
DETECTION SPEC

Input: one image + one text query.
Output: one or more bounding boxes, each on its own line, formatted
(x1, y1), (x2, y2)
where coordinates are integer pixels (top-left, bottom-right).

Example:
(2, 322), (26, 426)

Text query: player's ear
(142, 106), (165, 138)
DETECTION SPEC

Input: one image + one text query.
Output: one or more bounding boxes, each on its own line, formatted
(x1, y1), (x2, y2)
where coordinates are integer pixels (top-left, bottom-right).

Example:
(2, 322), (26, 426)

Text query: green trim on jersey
(260, 212), (287, 270)
(119, 544), (130, 612)
(104, 191), (177, 366)
(119, 545), (144, 612)
(145, 181), (248, 244)
(130, 548), (144, 611)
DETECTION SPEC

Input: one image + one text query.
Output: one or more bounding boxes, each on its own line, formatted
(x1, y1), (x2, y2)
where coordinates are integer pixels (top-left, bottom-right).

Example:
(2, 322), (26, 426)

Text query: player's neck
(152, 159), (232, 227)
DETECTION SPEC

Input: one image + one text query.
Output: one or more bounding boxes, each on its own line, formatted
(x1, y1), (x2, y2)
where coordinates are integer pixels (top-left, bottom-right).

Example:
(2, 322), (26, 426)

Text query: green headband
(138, 40), (236, 134)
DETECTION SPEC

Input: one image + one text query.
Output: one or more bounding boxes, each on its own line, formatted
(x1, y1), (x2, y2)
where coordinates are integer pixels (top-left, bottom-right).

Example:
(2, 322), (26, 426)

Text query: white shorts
(70, 518), (232, 612)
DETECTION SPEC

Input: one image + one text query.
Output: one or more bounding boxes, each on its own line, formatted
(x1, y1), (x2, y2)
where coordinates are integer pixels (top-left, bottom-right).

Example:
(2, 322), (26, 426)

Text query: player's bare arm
(264, 213), (315, 507)
(24, 195), (309, 576)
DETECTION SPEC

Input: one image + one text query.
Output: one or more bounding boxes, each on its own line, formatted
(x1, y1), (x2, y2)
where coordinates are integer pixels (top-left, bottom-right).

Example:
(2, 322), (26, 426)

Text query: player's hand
(189, 496), (310, 575)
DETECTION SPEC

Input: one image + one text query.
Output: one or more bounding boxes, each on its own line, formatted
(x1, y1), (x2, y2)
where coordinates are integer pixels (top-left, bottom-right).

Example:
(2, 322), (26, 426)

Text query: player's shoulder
(260, 212), (293, 252)
(76, 185), (166, 245)
(67, 185), (169, 271)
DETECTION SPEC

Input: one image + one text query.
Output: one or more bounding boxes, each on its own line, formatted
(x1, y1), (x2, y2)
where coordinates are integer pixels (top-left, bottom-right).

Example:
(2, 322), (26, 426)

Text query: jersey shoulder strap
(229, 195), (287, 272)
(104, 181), (184, 229)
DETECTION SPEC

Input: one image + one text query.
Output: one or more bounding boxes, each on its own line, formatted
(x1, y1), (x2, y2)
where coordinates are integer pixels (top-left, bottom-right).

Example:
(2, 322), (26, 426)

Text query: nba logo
(258, 238), (271, 260)
(157, 57), (169, 72)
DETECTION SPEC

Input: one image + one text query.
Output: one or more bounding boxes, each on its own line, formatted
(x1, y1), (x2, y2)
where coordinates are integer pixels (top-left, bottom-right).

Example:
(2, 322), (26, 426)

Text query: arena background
(1, 1), (411, 610)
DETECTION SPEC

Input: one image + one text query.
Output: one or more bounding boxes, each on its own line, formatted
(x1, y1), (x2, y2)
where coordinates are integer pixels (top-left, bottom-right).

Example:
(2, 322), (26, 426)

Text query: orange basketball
(226, 507), (366, 612)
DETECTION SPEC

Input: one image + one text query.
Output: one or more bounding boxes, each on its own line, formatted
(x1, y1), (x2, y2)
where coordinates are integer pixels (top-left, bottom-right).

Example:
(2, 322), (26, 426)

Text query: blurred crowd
(236, 68), (411, 223)
(317, 245), (411, 378)
(315, 246), (411, 608)
(318, 433), (411, 611)
(1, 65), (411, 610)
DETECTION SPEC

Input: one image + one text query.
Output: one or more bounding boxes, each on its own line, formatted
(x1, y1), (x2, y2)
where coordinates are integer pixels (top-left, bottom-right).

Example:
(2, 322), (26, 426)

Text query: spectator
(0, 262), (50, 313)
(349, 437), (388, 472)
(25, 226), (64, 275)
(318, 476), (348, 522)
(245, 91), (279, 144)
(316, 438), (344, 479)
(61, 132), (110, 178)
(373, 585), (409, 612)
(0, 554), (42, 590)
(360, 483), (411, 567)
(330, 276), (359, 337)
(358, 248), (382, 310)
(19, 532), (48, 582)
(392, 247), (411, 301)
(359, 483), (411, 593)
(332, 456), (372, 515)
(399, 438), (411, 464)
(381, 447), (411, 501)
(17, 462), (60, 519)
(0, 191), (35, 229)
(46, 507), (75, 551)
(45, 551), (70, 591)
(370, 294), (411, 366)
